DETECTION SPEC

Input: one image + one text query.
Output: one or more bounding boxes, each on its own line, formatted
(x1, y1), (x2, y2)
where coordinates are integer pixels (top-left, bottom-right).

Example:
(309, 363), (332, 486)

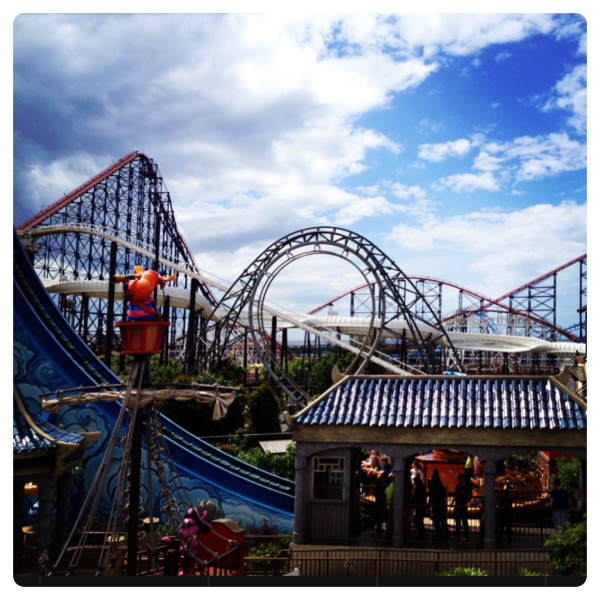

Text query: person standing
(428, 468), (450, 541)
(453, 473), (472, 540)
(496, 487), (513, 542)
(410, 474), (427, 540)
(410, 460), (425, 485)
(373, 455), (392, 531)
(549, 478), (570, 528)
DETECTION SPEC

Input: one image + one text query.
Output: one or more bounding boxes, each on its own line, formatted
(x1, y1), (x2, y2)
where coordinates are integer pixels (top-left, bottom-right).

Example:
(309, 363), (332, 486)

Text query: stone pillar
(391, 459), (406, 547)
(293, 448), (308, 544)
(482, 458), (497, 549)
(36, 474), (56, 573)
(13, 477), (26, 572)
(52, 470), (73, 560)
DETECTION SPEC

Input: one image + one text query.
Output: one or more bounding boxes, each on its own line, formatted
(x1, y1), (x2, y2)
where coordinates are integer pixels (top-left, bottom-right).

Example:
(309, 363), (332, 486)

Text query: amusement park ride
(43, 265), (245, 576)
(16, 151), (586, 388)
(14, 151), (587, 576)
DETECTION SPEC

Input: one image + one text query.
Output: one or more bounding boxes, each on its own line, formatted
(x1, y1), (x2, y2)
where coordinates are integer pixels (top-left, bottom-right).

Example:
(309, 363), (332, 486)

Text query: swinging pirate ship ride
(42, 266), (246, 577)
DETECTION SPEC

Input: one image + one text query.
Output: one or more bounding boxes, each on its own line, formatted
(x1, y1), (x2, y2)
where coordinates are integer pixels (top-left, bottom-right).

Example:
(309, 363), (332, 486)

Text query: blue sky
(9, 8), (588, 327)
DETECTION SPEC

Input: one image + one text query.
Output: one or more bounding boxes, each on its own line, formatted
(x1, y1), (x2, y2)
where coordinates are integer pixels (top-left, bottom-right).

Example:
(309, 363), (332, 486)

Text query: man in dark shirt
(550, 478), (570, 528)
(453, 473), (472, 540)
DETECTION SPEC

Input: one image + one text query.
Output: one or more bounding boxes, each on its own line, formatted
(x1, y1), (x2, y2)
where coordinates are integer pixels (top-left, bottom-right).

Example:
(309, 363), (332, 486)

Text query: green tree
(287, 350), (388, 398)
(556, 457), (581, 489)
(300, 351), (354, 396)
(228, 442), (296, 480)
(247, 384), (282, 434)
(544, 519), (586, 576)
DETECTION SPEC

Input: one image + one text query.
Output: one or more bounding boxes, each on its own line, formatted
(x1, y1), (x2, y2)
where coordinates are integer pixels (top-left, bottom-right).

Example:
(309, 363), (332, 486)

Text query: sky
(9, 5), (590, 329)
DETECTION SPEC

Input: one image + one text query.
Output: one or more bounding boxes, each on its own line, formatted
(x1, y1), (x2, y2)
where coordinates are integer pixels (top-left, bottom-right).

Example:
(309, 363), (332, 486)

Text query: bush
(544, 518), (586, 576)
(247, 384), (282, 434)
(226, 441), (296, 480)
(556, 457), (581, 490)
(517, 568), (545, 576)
(246, 519), (292, 575)
(437, 566), (487, 576)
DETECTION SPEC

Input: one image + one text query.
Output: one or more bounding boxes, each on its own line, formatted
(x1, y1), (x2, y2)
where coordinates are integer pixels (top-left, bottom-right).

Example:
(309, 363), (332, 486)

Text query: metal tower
(17, 151), (214, 371)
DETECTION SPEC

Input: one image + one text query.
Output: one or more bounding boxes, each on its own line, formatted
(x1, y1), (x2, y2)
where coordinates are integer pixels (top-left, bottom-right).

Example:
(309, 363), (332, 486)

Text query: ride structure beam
(17, 151), (215, 371)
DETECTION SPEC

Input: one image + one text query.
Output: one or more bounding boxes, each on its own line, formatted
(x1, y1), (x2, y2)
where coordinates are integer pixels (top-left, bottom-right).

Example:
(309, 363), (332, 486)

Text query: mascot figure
(177, 507), (213, 576)
(113, 266), (176, 321)
(162, 501), (244, 576)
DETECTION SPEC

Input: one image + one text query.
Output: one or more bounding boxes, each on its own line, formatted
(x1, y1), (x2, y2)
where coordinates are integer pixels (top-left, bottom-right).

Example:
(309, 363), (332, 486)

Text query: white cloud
(392, 13), (556, 57)
(334, 194), (394, 225)
(418, 138), (472, 162)
(385, 201), (586, 296)
(435, 171), (500, 193)
(19, 154), (112, 215)
(508, 133), (587, 181)
(432, 132), (587, 193)
(472, 150), (503, 172)
(543, 64), (587, 135)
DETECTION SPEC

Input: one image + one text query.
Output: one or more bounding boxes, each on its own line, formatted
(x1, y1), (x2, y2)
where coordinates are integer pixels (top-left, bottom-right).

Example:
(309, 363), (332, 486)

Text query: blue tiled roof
(295, 377), (586, 430)
(13, 395), (86, 455)
(13, 405), (55, 454)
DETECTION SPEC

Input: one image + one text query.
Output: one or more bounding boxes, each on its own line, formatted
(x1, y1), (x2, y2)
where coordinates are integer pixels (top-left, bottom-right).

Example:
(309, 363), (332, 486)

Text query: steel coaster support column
(207, 226), (463, 407)
(17, 152), (216, 370)
(185, 278), (198, 374)
(160, 295), (171, 365)
(198, 315), (209, 373)
(104, 241), (118, 369)
(270, 315), (277, 389)
(579, 258), (587, 342)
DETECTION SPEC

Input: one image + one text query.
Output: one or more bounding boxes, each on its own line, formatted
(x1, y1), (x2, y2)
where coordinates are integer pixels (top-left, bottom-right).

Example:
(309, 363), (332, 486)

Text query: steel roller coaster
(16, 151), (586, 388)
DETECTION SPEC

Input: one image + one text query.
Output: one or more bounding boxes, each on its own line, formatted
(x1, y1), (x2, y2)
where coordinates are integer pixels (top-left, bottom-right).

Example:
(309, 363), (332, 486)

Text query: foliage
(556, 457), (581, 490)
(437, 566), (488, 576)
(157, 393), (246, 438)
(151, 356), (185, 382)
(305, 351), (354, 396)
(223, 433), (296, 480)
(544, 518), (586, 576)
(111, 354), (246, 387)
(156, 521), (179, 538)
(517, 568), (545, 576)
(285, 358), (311, 391)
(248, 518), (281, 537)
(111, 353), (248, 436)
(287, 350), (389, 398)
(246, 384), (282, 434)
(230, 444), (296, 481)
(208, 358), (247, 385)
(246, 519), (292, 575)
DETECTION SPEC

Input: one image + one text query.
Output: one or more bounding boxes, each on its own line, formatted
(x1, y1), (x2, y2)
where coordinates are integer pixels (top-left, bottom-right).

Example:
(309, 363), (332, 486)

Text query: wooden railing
(289, 546), (556, 577)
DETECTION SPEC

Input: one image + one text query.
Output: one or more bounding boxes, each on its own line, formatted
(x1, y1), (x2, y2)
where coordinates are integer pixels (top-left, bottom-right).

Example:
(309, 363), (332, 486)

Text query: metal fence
(304, 494), (557, 549)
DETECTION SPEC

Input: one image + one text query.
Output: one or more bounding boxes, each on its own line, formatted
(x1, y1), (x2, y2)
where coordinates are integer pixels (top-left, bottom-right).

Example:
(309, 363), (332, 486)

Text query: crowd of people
(359, 452), (479, 540)
(358, 451), (585, 544)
